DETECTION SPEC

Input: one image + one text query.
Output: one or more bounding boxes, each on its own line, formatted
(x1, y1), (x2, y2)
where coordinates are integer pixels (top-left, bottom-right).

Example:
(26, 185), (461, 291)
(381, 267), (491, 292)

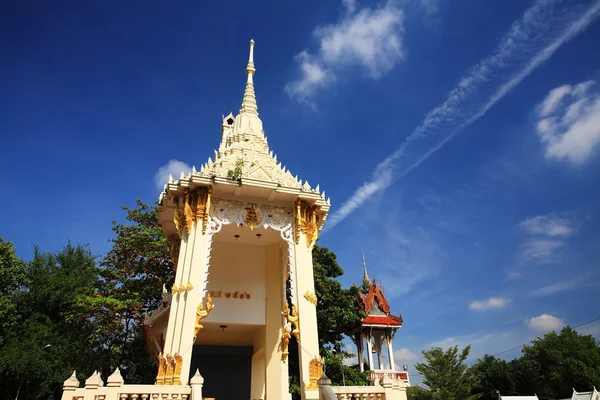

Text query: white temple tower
(143, 40), (330, 400)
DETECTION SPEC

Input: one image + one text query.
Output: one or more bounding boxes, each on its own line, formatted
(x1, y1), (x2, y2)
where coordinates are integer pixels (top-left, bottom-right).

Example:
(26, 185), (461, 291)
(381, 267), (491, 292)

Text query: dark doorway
(190, 345), (253, 399)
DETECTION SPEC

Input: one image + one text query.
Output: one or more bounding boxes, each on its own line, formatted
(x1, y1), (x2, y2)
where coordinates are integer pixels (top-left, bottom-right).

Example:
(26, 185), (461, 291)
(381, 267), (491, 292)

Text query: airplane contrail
(325, 0), (600, 231)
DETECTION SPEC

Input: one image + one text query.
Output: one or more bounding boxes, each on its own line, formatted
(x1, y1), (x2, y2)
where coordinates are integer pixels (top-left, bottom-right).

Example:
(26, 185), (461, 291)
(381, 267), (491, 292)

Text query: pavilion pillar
(293, 230), (320, 400)
(387, 330), (395, 370)
(265, 243), (289, 400)
(366, 332), (374, 371)
(375, 334), (383, 369)
(157, 189), (212, 386)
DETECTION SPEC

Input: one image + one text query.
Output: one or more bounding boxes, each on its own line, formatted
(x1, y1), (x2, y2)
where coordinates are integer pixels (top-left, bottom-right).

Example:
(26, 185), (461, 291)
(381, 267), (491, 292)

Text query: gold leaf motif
(184, 192), (195, 235)
(172, 353), (183, 385)
(304, 291), (317, 305)
(305, 356), (324, 390)
(185, 282), (193, 293)
(155, 353), (166, 385)
(282, 303), (300, 341)
(195, 186), (212, 235)
(281, 322), (292, 363)
(167, 234), (181, 271)
(193, 294), (214, 340)
(294, 199), (321, 247)
(173, 198), (184, 239)
(164, 354), (175, 385)
(244, 205), (260, 231)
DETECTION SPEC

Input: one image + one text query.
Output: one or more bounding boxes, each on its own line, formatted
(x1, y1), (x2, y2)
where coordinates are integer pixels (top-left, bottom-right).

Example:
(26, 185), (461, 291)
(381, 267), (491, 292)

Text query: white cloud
(519, 214), (575, 237)
(518, 239), (565, 263)
(531, 278), (579, 297)
(469, 297), (511, 311)
(516, 213), (575, 263)
(528, 313), (565, 331)
(535, 79), (600, 165)
(154, 159), (191, 191)
(285, 1), (404, 101)
(394, 348), (419, 362)
(325, 0), (600, 231)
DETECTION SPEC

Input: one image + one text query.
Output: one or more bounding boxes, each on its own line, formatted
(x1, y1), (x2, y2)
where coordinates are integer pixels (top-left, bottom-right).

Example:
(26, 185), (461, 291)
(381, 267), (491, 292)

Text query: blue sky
(2, 0), (600, 382)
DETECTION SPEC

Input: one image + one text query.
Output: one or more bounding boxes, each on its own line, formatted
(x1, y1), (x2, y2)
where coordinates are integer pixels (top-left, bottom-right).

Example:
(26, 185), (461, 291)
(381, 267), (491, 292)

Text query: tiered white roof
(158, 40), (329, 207)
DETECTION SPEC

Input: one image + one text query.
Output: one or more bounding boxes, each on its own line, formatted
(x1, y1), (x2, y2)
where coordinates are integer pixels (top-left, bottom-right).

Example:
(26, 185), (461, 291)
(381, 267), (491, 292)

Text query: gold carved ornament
(244, 205), (260, 231)
(281, 322), (292, 363)
(294, 199), (321, 247)
(193, 294), (214, 340)
(282, 302), (300, 341)
(173, 197), (184, 239)
(164, 354), (175, 385)
(172, 353), (183, 385)
(155, 353), (166, 385)
(305, 356), (324, 390)
(183, 191), (195, 235)
(304, 291), (318, 305)
(195, 186), (212, 235)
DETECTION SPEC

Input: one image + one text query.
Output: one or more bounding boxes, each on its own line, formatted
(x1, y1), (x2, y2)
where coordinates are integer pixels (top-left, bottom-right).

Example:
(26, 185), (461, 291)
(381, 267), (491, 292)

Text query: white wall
(204, 241), (266, 325)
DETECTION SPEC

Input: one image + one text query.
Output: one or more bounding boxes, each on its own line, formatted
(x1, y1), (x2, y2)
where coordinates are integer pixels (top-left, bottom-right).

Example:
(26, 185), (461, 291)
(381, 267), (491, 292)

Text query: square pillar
(293, 235), (320, 400)
(265, 243), (289, 400)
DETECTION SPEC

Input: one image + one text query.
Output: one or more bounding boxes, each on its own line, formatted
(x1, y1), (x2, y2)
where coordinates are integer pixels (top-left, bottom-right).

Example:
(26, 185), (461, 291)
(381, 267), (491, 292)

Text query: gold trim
(172, 353), (183, 385)
(174, 197), (184, 239)
(294, 199), (321, 247)
(305, 356), (324, 390)
(155, 353), (166, 385)
(282, 303), (300, 341)
(185, 282), (194, 293)
(304, 291), (318, 305)
(164, 354), (175, 385)
(184, 191), (195, 235)
(193, 294), (214, 340)
(244, 205), (260, 231)
(281, 322), (292, 363)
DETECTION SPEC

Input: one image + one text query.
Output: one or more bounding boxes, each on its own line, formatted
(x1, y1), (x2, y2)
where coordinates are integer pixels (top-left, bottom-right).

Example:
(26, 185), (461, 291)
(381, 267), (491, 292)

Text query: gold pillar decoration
(282, 303), (300, 341)
(305, 356), (324, 390)
(173, 197), (184, 239)
(155, 353), (166, 385)
(294, 199), (321, 247)
(244, 205), (260, 231)
(172, 353), (183, 385)
(183, 191), (195, 235)
(281, 322), (292, 363)
(195, 186), (212, 234)
(164, 354), (175, 385)
(193, 294), (214, 340)
(304, 291), (318, 305)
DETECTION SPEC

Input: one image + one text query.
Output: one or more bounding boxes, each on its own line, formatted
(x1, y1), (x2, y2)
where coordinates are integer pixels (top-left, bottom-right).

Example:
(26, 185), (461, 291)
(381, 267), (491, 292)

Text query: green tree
(414, 345), (479, 400)
(407, 385), (433, 400)
(0, 237), (28, 345)
(288, 244), (368, 399)
(515, 326), (600, 399)
(72, 199), (174, 383)
(0, 243), (99, 400)
(471, 355), (517, 399)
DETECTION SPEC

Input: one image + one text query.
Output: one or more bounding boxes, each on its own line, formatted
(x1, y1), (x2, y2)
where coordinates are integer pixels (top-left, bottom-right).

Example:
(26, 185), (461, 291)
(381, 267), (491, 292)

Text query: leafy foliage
(471, 355), (518, 400)
(72, 199), (173, 383)
(406, 385), (433, 400)
(0, 243), (99, 400)
(0, 238), (28, 345)
(414, 345), (479, 400)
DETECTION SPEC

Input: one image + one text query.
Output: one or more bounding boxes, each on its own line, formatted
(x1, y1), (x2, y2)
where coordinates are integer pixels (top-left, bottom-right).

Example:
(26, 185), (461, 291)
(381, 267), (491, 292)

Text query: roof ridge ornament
(240, 39), (258, 115)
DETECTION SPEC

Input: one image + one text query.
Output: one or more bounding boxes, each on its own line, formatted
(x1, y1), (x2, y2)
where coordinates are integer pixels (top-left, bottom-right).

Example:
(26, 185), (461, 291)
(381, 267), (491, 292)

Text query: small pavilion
(352, 254), (410, 386)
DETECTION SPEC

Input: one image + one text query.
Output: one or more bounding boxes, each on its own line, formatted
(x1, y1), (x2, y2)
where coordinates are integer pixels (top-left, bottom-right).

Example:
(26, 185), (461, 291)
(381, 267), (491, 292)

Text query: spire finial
(362, 251), (369, 281)
(240, 39), (258, 115)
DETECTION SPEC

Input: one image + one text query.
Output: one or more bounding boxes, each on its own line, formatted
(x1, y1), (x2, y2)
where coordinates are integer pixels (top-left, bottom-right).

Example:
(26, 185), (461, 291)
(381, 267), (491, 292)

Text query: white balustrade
(61, 369), (196, 400)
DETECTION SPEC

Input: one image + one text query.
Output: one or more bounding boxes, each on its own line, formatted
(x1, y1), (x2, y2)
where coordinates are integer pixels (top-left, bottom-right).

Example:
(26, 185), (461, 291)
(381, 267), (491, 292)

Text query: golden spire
(240, 39), (258, 115)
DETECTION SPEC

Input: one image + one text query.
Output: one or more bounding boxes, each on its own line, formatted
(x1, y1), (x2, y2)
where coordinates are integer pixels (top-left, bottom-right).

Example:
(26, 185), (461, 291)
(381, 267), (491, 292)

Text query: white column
(387, 331), (395, 371)
(293, 236), (320, 400)
(366, 332), (374, 371)
(376, 334), (383, 370)
(356, 334), (364, 372)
